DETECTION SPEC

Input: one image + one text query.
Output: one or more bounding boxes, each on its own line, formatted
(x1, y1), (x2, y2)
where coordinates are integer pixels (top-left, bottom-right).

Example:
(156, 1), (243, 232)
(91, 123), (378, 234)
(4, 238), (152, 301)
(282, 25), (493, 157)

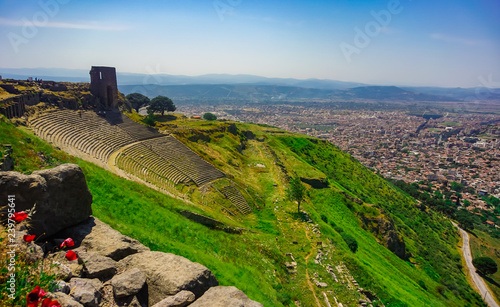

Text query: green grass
(0, 117), (288, 306)
(469, 228), (500, 304)
(0, 113), (487, 306)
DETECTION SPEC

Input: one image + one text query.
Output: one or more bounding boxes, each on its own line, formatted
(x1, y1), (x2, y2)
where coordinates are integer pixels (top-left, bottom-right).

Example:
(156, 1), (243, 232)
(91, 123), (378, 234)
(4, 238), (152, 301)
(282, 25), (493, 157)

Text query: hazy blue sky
(0, 0), (499, 87)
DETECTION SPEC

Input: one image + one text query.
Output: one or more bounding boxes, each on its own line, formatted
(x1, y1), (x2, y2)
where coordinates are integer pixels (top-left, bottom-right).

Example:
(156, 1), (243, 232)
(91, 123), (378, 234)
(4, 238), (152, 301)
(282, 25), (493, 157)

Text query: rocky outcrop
(55, 217), (149, 261)
(189, 286), (263, 307)
(300, 177), (329, 189)
(110, 268), (147, 298)
(69, 278), (103, 307)
(118, 251), (219, 305)
(0, 164), (92, 237)
(79, 252), (117, 279)
(1, 164), (261, 306)
(152, 290), (195, 307)
(357, 208), (407, 259)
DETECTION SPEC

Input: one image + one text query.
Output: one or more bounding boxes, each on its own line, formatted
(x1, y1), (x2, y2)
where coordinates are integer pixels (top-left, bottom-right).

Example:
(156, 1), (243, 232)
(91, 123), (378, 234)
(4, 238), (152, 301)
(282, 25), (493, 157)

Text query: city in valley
(180, 104), (500, 217)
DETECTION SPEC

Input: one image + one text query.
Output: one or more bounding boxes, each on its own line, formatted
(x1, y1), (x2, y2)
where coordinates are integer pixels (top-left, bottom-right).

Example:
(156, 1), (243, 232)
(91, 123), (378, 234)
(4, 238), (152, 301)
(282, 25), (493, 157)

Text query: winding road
(454, 223), (499, 307)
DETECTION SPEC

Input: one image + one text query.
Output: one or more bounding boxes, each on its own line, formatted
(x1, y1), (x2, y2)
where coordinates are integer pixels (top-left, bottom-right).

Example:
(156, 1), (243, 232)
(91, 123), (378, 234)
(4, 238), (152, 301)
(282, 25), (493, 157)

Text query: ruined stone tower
(89, 66), (118, 109)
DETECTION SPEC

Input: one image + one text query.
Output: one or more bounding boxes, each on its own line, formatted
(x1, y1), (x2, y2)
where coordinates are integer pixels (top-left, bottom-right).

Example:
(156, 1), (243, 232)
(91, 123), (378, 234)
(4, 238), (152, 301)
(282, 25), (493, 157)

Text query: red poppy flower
(10, 211), (28, 222)
(65, 250), (78, 261)
(23, 234), (36, 242)
(41, 298), (61, 307)
(60, 238), (75, 249)
(27, 285), (47, 307)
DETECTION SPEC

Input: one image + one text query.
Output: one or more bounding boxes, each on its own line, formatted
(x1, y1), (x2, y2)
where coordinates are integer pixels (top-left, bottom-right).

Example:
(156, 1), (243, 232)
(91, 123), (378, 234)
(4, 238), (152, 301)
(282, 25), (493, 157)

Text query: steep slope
(1, 113), (487, 306)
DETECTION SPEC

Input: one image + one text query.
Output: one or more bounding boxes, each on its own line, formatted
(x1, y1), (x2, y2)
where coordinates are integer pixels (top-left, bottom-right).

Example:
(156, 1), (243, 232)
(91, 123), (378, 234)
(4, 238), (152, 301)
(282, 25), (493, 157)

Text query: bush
(143, 112), (156, 126)
(203, 113), (217, 121)
(329, 221), (344, 234)
(320, 214), (328, 223)
(472, 257), (498, 275)
(341, 233), (358, 253)
(418, 280), (427, 290)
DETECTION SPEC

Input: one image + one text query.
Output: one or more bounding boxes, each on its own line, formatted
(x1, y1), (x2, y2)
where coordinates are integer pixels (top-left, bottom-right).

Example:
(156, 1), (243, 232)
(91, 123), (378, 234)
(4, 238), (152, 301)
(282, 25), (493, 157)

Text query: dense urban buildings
(179, 105), (500, 212)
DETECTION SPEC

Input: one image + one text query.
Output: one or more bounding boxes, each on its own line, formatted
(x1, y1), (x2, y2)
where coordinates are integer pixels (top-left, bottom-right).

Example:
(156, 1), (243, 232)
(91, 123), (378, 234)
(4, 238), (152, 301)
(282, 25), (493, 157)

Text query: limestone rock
(190, 286), (263, 307)
(48, 292), (84, 307)
(69, 277), (102, 307)
(50, 261), (74, 281)
(118, 251), (218, 305)
(79, 252), (117, 279)
(52, 280), (71, 294)
(152, 290), (195, 307)
(111, 268), (147, 298)
(0, 164), (92, 237)
(56, 217), (149, 261)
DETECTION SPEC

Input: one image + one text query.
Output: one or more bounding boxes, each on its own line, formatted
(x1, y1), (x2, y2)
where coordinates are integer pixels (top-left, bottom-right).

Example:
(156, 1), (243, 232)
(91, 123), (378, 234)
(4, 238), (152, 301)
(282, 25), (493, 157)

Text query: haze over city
(0, 0), (499, 87)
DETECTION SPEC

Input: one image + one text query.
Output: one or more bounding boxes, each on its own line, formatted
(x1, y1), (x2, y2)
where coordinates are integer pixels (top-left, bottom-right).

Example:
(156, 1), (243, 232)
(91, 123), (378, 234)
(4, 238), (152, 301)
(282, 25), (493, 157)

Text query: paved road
(454, 223), (499, 307)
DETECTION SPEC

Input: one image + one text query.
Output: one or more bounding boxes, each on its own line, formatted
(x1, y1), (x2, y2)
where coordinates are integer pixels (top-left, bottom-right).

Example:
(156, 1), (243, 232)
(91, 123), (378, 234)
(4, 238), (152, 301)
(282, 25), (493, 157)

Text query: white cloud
(430, 33), (487, 46)
(0, 17), (130, 31)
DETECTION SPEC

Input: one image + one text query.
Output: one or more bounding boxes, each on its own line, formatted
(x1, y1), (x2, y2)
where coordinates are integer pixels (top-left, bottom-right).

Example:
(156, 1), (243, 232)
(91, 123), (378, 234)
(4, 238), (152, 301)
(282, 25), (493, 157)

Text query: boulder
(189, 286), (263, 307)
(52, 280), (71, 294)
(69, 278), (102, 307)
(152, 290), (195, 307)
(0, 164), (92, 237)
(48, 292), (84, 307)
(118, 251), (218, 305)
(79, 252), (117, 279)
(56, 217), (149, 261)
(110, 268), (147, 298)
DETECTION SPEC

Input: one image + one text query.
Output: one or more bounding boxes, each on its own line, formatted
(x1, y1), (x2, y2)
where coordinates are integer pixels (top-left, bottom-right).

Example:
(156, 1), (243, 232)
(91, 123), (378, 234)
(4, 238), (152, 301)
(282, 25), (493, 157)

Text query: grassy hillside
(470, 228), (500, 303)
(0, 113), (487, 306)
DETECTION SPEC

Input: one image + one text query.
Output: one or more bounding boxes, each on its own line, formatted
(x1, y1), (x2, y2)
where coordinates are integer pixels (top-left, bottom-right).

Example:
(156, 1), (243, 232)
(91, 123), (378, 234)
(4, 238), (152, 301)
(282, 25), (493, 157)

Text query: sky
(0, 0), (499, 87)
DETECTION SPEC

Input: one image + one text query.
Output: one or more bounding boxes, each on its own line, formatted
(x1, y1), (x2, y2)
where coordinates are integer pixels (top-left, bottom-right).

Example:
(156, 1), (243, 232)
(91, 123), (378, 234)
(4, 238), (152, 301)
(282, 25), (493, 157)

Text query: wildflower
(41, 298), (61, 307)
(11, 211), (28, 222)
(65, 250), (78, 261)
(60, 238), (75, 249)
(23, 234), (36, 242)
(26, 285), (47, 307)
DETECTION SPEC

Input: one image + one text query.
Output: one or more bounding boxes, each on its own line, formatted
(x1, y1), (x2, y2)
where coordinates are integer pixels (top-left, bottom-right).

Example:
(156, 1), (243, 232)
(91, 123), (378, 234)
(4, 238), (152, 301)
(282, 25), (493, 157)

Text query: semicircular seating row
(30, 110), (251, 213)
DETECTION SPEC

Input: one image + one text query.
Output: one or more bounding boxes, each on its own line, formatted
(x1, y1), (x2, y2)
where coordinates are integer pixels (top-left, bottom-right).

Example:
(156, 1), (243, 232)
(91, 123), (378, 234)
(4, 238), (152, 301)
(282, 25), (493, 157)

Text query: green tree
(148, 96), (176, 116)
(472, 257), (497, 275)
(287, 175), (306, 214)
(126, 93), (150, 112)
(456, 210), (474, 231)
(203, 112), (217, 121)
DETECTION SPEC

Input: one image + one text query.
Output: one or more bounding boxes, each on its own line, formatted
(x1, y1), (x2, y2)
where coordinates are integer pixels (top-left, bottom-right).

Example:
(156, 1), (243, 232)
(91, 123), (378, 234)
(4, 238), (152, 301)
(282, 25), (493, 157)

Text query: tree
(148, 96), (176, 116)
(126, 93), (150, 112)
(287, 175), (306, 214)
(203, 112), (217, 121)
(472, 257), (497, 275)
(456, 210), (474, 231)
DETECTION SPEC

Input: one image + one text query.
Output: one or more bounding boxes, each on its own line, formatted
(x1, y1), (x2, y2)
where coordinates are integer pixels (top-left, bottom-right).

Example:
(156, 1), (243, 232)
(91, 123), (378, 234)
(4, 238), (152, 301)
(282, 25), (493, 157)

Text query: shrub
(320, 214), (328, 223)
(472, 257), (498, 275)
(418, 280), (427, 290)
(143, 112), (156, 126)
(341, 233), (358, 253)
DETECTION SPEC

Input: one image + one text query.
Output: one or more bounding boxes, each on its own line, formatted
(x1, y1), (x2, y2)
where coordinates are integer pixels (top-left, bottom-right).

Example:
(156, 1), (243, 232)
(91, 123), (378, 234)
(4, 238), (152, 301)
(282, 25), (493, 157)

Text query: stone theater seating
(29, 110), (251, 214)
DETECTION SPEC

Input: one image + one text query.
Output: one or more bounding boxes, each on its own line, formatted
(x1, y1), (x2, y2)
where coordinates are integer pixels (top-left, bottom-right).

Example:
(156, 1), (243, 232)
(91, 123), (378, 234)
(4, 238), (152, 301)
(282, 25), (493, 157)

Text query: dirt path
(303, 222), (322, 307)
(454, 222), (499, 307)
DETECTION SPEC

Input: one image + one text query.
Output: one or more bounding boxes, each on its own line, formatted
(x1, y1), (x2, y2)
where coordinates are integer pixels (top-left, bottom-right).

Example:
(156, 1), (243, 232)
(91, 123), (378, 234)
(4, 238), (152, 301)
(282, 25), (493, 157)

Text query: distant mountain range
(117, 84), (459, 103)
(1, 67), (499, 102)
